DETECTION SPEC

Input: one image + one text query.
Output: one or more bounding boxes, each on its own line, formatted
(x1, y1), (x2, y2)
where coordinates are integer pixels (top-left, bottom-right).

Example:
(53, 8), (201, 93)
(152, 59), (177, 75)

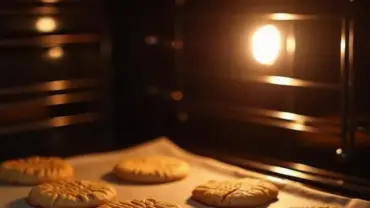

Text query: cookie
(192, 178), (278, 207)
(28, 179), (117, 208)
(98, 199), (180, 208)
(0, 156), (74, 185)
(113, 155), (190, 183)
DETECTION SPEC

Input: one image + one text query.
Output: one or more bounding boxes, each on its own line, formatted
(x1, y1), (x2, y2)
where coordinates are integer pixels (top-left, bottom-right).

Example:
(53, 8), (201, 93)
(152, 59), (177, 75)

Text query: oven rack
(170, 0), (356, 160)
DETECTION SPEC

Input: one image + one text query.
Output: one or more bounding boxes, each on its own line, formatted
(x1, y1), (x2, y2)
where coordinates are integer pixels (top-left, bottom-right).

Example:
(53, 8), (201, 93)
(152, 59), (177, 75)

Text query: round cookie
(28, 179), (117, 208)
(0, 156), (74, 185)
(192, 178), (278, 207)
(113, 155), (190, 183)
(98, 199), (180, 208)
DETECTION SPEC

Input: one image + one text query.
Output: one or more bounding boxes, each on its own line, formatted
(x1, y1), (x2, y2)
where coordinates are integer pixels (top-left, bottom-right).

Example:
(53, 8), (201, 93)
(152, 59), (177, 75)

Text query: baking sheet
(1, 137), (370, 208)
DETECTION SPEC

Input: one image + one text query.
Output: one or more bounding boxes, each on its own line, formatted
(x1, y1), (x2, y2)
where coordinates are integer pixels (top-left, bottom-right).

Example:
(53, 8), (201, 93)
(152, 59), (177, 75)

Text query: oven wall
(113, 0), (176, 145)
(0, 0), (113, 161)
(112, 0), (370, 180)
(169, 0), (370, 179)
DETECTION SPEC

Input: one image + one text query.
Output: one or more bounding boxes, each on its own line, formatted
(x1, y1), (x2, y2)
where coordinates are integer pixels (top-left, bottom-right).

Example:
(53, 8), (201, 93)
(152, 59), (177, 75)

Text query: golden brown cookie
(98, 199), (180, 208)
(28, 179), (117, 208)
(113, 155), (190, 183)
(0, 156), (74, 185)
(192, 178), (278, 207)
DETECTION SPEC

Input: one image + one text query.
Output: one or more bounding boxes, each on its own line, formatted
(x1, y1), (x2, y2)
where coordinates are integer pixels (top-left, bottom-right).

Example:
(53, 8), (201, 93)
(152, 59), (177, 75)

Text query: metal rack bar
(242, 75), (340, 89)
(0, 92), (96, 109)
(187, 100), (340, 135)
(184, 12), (345, 22)
(188, 74), (340, 90)
(0, 79), (96, 96)
(0, 34), (100, 47)
(0, 112), (98, 135)
(176, 0), (356, 159)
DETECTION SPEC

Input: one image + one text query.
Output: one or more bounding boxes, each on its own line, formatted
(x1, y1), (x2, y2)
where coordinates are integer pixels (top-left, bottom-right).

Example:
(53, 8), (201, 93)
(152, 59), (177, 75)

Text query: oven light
(251, 24), (281, 65)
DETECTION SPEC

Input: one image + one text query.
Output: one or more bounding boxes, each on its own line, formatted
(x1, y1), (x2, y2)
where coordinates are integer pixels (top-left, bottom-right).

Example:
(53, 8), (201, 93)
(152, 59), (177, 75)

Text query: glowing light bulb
(251, 25), (281, 65)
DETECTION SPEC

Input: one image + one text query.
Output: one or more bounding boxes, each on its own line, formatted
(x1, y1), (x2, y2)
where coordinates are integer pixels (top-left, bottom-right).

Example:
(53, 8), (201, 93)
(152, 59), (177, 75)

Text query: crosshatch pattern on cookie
(28, 180), (117, 208)
(98, 199), (181, 208)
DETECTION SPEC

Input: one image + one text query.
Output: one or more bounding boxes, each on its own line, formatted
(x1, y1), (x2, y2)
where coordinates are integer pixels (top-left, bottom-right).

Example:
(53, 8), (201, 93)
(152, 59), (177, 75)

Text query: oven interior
(1, 0), (370, 199)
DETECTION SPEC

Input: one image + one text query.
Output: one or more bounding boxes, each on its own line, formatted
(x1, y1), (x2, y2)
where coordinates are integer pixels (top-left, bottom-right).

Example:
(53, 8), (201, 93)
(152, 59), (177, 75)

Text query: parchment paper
(1, 137), (370, 208)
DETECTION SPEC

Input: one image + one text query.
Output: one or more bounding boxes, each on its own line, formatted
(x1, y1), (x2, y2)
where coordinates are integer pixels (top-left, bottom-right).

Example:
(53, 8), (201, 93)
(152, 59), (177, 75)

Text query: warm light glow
(266, 176), (285, 184)
(47, 80), (68, 91)
(251, 25), (281, 65)
(48, 94), (69, 105)
(36, 17), (57, 32)
(268, 76), (293, 86)
(278, 112), (306, 125)
(336, 148), (343, 155)
(271, 167), (297, 177)
(279, 112), (297, 121)
(50, 116), (70, 127)
(290, 123), (306, 131)
(340, 37), (346, 53)
(171, 91), (183, 101)
(286, 35), (296, 55)
(271, 13), (296, 21)
(41, 0), (59, 2)
(47, 46), (63, 59)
